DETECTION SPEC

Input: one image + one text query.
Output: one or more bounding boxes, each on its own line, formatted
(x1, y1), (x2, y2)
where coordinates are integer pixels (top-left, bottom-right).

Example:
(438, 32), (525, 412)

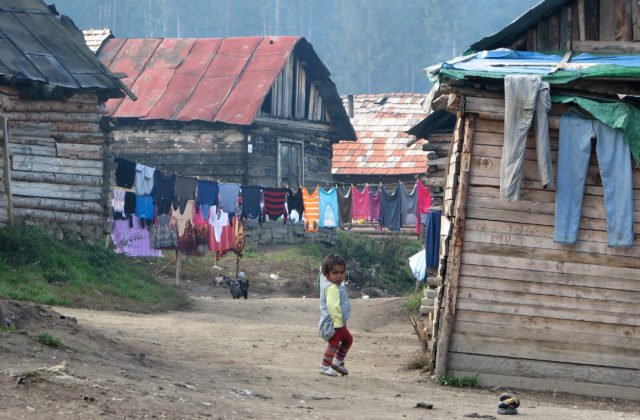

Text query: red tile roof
(96, 36), (312, 126)
(332, 94), (428, 176)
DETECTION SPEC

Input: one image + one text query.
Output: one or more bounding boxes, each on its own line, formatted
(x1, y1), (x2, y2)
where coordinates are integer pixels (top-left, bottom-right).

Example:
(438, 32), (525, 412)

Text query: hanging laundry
(152, 171), (175, 215)
(175, 175), (198, 213)
(234, 217), (245, 257)
(209, 216), (235, 260)
(112, 215), (161, 257)
(172, 200), (195, 237)
(399, 182), (418, 227)
(351, 185), (370, 223)
(287, 188), (304, 222)
(192, 204), (210, 255)
(241, 186), (263, 220)
(319, 187), (340, 228)
(379, 184), (403, 232)
(197, 180), (219, 216)
(302, 186), (320, 232)
(135, 163), (155, 195)
(368, 184), (382, 223)
(425, 210), (441, 269)
(115, 157), (136, 188)
(263, 187), (288, 221)
(135, 195), (155, 227)
(501, 75), (553, 201)
(111, 188), (126, 213)
(416, 182), (432, 236)
(176, 220), (197, 255)
(152, 213), (177, 249)
(209, 205), (230, 244)
(554, 110), (634, 247)
(337, 186), (352, 229)
(219, 183), (240, 215)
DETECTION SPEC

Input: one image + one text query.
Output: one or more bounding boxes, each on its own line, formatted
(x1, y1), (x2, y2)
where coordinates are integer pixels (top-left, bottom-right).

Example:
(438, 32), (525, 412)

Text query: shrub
(402, 290), (424, 312)
(436, 373), (479, 388)
(36, 332), (63, 348)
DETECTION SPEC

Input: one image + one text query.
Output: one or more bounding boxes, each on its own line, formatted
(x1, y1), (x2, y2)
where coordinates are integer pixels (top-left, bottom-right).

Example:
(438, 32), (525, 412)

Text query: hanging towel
(379, 184), (403, 232)
(337, 186), (352, 229)
(302, 186), (320, 232)
(351, 185), (370, 223)
(172, 200), (195, 237)
(241, 186), (263, 220)
(368, 185), (382, 223)
(425, 210), (441, 269)
(135, 163), (155, 195)
(319, 187), (339, 228)
(152, 171), (175, 215)
(112, 215), (161, 257)
(174, 175), (198, 213)
(219, 183), (240, 215)
(115, 157), (136, 188)
(287, 188), (304, 222)
(416, 182), (432, 235)
(197, 180), (219, 211)
(399, 183), (418, 227)
(263, 187), (288, 221)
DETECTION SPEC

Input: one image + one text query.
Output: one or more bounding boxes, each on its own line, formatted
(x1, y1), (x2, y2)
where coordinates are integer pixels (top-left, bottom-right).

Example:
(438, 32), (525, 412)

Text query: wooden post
(434, 114), (476, 377)
(1, 115), (13, 226)
(175, 249), (182, 286)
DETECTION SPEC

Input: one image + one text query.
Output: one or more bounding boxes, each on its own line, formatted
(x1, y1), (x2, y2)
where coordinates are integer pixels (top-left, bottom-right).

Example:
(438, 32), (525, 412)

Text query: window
(278, 139), (303, 187)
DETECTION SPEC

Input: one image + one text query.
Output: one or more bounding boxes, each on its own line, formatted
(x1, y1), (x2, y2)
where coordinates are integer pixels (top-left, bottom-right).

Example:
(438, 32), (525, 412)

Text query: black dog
(229, 278), (249, 299)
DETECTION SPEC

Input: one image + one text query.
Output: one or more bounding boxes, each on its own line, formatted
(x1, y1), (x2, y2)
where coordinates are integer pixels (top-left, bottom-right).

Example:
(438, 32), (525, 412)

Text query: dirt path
(1, 290), (639, 419)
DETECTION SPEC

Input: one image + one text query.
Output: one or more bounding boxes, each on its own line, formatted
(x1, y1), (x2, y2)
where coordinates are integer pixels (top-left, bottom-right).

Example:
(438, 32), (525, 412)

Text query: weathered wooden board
(600, 0), (617, 40)
(12, 196), (103, 214)
(10, 142), (56, 157)
(449, 353), (640, 388)
(12, 181), (102, 201)
(56, 143), (104, 160)
(12, 154), (103, 176)
(450, 332), (640, 368)
(11, 170), (103, 187)
(13, 208), (103, 223)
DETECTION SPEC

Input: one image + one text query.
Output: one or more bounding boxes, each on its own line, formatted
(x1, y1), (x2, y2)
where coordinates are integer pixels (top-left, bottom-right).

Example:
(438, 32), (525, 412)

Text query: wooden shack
(428, 0), (640, 400)
(90, 35), (355, 186)
(0, 0), (126, 242)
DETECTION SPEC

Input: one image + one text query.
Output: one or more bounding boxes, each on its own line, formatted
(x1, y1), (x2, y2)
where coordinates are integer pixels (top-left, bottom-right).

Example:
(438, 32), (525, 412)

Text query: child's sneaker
(319, 365), (338, 377)
(331, 359), (349, 375)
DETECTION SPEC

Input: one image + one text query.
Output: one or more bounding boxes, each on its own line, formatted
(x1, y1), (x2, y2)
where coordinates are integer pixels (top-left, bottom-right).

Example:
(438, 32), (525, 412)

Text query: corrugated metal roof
(332, 94), (428, 176)
(0, 0), (123, 95)
(469, 0), (573, 52)
(83, 28), (114, 53)
(97, 35), (354, 136)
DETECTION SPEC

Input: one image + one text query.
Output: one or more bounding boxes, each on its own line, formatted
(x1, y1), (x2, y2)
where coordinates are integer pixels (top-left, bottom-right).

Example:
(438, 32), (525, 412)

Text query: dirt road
(1, 288), (639, 419)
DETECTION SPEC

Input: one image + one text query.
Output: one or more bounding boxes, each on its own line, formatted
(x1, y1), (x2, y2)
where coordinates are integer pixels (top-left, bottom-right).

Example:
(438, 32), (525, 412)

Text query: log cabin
(89, 35), (355, 187)
(0, 0), (127, 242)
(427, 0), (640, 400)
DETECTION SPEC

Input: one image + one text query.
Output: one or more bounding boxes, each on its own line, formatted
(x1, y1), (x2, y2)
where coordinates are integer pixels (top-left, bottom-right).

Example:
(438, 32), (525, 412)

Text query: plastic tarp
(429, 49), (640, 84)
(553, 95), (640, 164)
(408, 249), (426, 282)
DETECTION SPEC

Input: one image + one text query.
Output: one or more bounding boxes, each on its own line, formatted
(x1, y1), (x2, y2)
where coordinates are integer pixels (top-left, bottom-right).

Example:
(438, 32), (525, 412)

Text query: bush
(436, 373), (479, 388)
(402, 290), (424, 312)
(36, 332), (63, 348)
(335, 231), (421, 294)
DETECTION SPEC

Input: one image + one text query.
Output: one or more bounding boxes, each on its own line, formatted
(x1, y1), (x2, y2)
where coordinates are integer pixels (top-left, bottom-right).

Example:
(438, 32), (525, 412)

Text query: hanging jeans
(501, 75), (553, 201)
(554, 112), (634, 247)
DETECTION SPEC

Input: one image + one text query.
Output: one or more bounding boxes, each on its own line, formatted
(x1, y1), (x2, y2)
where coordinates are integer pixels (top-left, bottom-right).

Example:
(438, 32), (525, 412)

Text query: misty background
(54, 0), (539, 94)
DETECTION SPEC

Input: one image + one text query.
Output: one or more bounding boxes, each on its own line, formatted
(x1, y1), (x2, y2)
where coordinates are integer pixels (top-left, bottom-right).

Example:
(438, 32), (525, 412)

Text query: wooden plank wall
(445, 100), (640, 400)
(0, 118), (7, 227)
(514, 0), (640, 53)
(0, 89), (110, 242)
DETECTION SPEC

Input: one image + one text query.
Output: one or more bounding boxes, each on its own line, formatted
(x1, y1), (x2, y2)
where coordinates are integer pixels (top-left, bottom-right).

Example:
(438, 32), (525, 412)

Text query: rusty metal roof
(332, 94), (428, 176)
(96, 36), (354, 135)
(0, 0), (123, 95)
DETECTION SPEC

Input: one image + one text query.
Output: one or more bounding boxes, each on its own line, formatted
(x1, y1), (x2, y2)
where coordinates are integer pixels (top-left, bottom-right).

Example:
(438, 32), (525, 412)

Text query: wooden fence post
(1, 115), (13, 226)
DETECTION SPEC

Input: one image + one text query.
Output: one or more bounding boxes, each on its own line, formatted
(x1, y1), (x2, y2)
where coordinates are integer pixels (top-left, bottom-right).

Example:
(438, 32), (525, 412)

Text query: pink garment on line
(416, 182), (432, 235)
(368, 185), (381, 223)
(351, 185), (370, 222)
(112, 216), (162, 257)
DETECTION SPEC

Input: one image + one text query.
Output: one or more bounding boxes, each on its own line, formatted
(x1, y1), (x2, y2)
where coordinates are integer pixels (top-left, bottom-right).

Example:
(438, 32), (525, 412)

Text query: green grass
(436, 373), (479, 388)
(402, 289), (424, 312)
(0, 225), (191, 313)
(36, 332), (63, 348)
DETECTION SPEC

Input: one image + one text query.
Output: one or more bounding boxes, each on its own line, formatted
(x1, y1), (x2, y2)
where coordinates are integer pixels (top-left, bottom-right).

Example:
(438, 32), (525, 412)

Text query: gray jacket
(318, 273), (351, 326)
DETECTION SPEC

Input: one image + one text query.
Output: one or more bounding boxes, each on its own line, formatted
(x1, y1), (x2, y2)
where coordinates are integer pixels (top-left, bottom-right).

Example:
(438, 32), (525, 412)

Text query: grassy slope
(0, 226), (190, 313)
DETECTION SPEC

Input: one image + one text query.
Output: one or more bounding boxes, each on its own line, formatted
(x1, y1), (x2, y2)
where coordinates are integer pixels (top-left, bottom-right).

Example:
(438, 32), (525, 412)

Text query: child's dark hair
(321, 253), (346, 275)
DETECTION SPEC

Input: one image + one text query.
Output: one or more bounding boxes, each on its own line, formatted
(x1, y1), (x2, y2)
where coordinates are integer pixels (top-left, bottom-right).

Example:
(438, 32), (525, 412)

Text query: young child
(318, 253), (353, 377)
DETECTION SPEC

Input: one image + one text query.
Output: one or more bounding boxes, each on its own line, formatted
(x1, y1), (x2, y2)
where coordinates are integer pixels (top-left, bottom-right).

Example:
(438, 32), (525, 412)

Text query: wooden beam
(616, 0), (633, 41)
(633, 0), (640, 41)
(585, 0), (600, 40)
(434, 114), (476, 377)
(573, 39), (640, 52)
(578, 0), (586, 40)
(1, 115), (13, 226)
(600, 0), (616, 40)
(560, 6), (573, 50)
